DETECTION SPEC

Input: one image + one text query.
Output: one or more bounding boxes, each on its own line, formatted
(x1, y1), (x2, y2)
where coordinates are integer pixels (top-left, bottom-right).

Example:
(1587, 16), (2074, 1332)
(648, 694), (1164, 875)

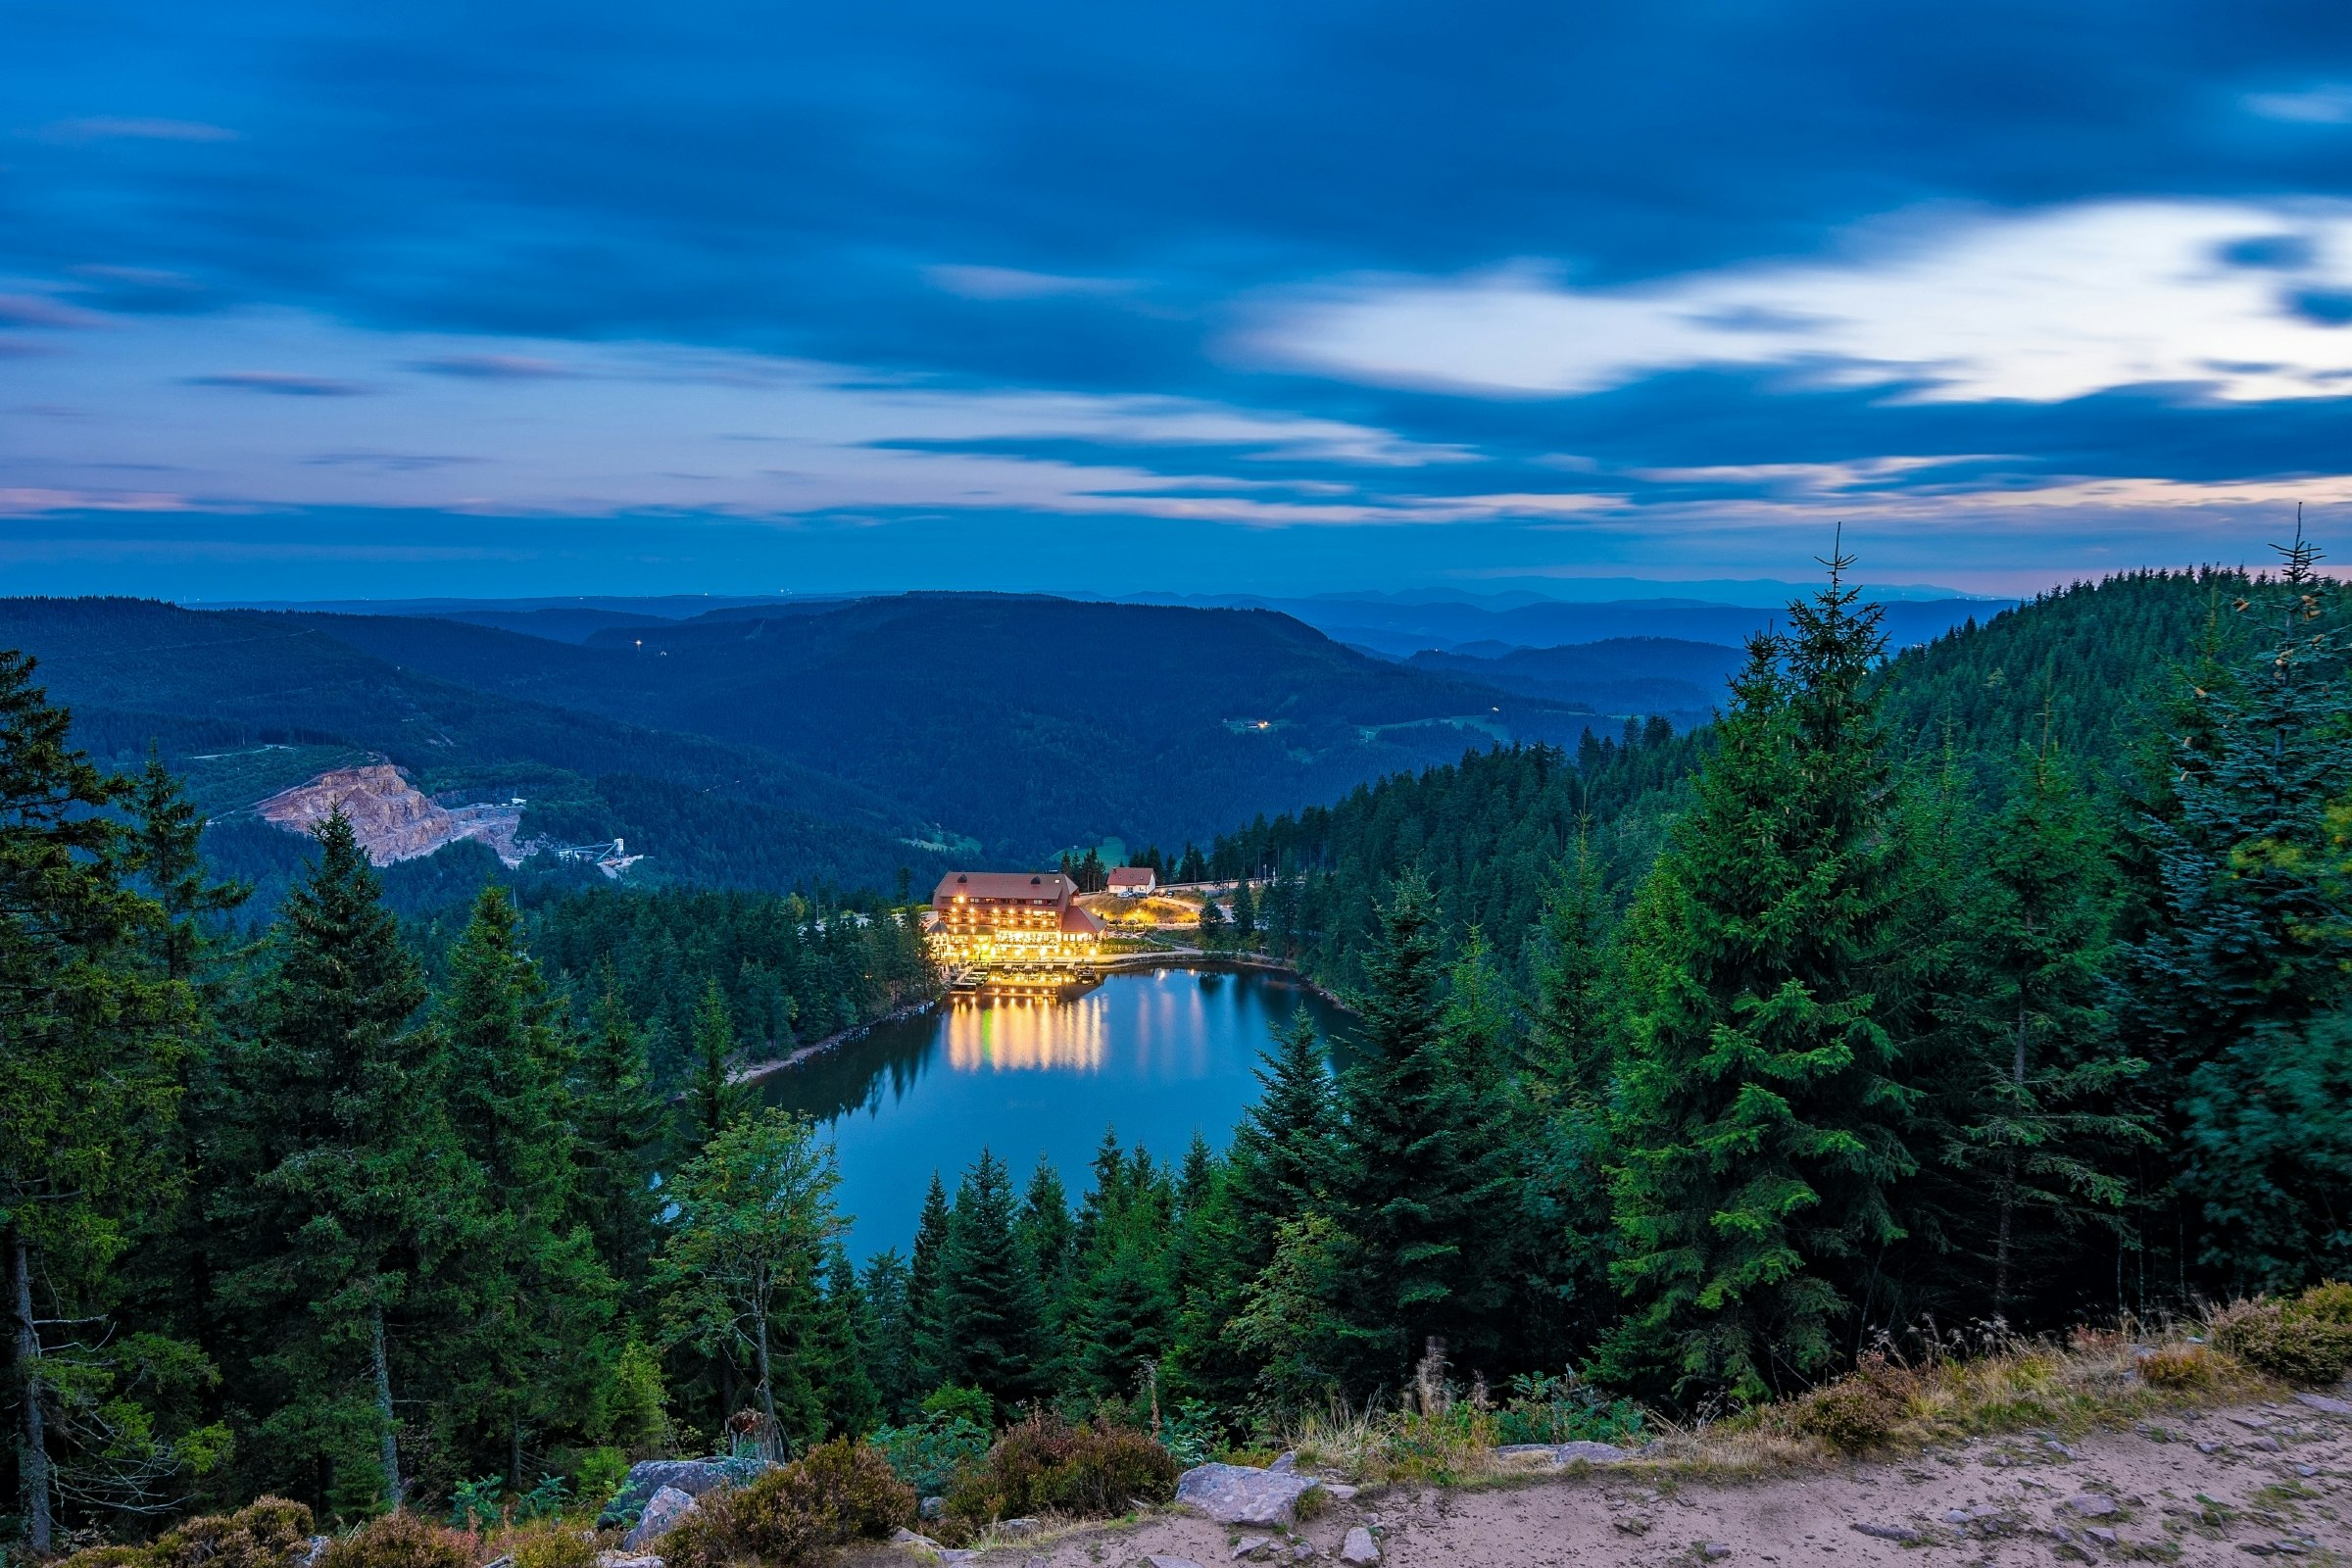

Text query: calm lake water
(759, 966), (1350, 1258)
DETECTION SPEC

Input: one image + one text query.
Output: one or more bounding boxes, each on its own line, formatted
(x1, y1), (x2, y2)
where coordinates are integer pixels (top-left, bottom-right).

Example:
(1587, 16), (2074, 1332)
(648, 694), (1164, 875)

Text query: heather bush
(2211, 1287), (2352, 1385)
(56, 1498), (318, 1568)
(318, 1511), (475, 1568)
(2137, 1346), (2217, 1389)
(943, 1412), (1177, 1535)
(1791, 1353), (1920, 1453)
(640, 1440), (913, 1568)
(504, 1523), (596, 1568)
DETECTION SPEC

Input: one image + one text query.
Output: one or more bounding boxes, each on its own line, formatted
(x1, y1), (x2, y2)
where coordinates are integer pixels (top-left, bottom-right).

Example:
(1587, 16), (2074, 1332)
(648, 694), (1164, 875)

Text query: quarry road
(909, 1396), (2352, 1568)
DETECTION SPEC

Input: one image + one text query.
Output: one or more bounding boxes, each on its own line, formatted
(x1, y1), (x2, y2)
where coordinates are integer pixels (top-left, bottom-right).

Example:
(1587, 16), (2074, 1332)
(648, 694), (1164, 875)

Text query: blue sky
(5, 0), (2352, 599)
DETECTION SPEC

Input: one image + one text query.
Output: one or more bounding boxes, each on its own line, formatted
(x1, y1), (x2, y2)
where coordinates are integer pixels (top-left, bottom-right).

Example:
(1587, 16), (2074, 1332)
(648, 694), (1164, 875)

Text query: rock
(999, 1518), (1043, 1540)
(1850, 1522), (1921, 1543)
(2230, 1415), (2273, 1431)
(1269, 1451), (1298, 1473)
(920, 1495), (945, 1520)
(1231, 1537), (1277, 1560)
(1702, 1544), (1733, 1560)
(596, 1558), (663, 1568)
(295, 1538), (330, 1568)
(2197, 1442), (2225, 1454)
(2063, 1494), (2119, 1518)
(1143, 1558), (1205, 1568)
(1321, 1484), (1359, 1501)
(2086, 1529), (2119, 1547)
(257, 764), (527, 868)
(1291, 1548), (1315, 1564)
(1339, 1528), (1380, 1566)
(2239, 1545), (2277, 1557)
(1174, 1462), (1327, 1527)
(2294, 1393), (2352, 1416)
(622, 1488), (698, 1553)
(890, 1527), (944, 1555)
(601, 1460), (742, 1527)
(2043, 1438), (2082, 1460)
(2253, 1436), (2285, 1451)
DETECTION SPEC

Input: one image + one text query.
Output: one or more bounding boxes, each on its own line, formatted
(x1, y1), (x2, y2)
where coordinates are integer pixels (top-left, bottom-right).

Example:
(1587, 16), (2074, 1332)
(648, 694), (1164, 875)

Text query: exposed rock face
(599, 1459), (743, 1528)
(255, 764), (524, 867)
(1175, 1462), (1329, 1527)
(621, 1487), (698, 1551)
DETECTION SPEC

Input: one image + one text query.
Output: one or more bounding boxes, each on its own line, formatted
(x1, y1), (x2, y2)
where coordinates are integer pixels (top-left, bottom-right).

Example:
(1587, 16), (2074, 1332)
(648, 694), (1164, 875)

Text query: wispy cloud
(408, 354), (579, 380)
(31, 117), (239, 144)
(184, 370), (368, 396)
(1244, 201), (2352, 404)
(0, 293), (106, 329)
(925, 265), (1137, 301)
(2245, 85), (2352, 124)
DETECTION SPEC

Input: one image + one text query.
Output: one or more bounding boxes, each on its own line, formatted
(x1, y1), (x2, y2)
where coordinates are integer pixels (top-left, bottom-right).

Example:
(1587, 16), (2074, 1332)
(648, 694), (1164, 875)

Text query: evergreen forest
(6, 549), (2350, 1557)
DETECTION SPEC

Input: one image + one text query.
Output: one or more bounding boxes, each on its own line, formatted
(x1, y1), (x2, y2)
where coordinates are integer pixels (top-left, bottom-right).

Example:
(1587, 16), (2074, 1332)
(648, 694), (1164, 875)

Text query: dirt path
(983, 1396), (2351, 1568)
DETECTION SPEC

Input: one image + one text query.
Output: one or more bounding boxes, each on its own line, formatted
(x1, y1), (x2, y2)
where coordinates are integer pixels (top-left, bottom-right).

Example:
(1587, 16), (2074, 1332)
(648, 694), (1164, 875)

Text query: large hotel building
(930, 870), (1104, 975)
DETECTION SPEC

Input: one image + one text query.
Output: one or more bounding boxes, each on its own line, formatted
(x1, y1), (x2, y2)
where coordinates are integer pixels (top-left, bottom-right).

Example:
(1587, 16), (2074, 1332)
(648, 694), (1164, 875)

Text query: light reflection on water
(760, 966), (1348, 1257)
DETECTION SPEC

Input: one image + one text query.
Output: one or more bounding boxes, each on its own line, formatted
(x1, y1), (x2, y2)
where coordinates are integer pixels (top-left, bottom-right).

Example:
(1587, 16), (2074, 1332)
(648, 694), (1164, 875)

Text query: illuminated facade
(931, 869), (1104, 983)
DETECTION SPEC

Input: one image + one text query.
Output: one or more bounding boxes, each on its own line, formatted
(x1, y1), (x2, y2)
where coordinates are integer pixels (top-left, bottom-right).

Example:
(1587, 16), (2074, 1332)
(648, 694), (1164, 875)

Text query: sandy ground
(914, 1396), (2352, 1568)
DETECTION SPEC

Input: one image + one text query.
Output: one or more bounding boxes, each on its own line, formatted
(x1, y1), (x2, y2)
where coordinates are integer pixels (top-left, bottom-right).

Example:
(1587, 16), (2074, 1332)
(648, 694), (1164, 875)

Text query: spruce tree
(1524, 833), (1618, 1106)
(682, 978), (750, 1154)
(211, 813), (455, 1515)
(1323, 871), (1516, 1387)
(1944, 742), (2148, 1319)
(859, 1249), (918, 1419)
(935, 1151), (1047, 1408)
(438, 886), (618, 1482)
(1226, 1008), (1335, 1250)
(1602, 560), (1919, 1402)
(1, 658), (203, 1552)
(906, 1174), (954, 1396)
(125, 744), (248, 986)
(574, 976), (668, 1298)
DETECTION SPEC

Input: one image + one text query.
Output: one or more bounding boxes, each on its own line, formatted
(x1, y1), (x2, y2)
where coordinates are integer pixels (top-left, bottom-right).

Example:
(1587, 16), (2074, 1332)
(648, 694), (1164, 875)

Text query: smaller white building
(1106, 866), (1155, 897)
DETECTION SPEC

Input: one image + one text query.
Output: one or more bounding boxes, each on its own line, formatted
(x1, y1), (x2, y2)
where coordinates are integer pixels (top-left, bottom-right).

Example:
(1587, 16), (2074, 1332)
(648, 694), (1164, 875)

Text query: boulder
(622, 1487), (698, 1552)
(2062, 1494), (2119, 1519)
(596, 1557), (664, 1568)
(600, 1460), (742, 1527)
(1144, 1558), (1206, 1568)
(1850, 1522), (1920, 1543)
(1175, 1462), (1328, 1528)
(1339, 1528), (1380, 1566)
(1231, 1537), (1277, 1560)
(2294, 1393), (2352, 1416)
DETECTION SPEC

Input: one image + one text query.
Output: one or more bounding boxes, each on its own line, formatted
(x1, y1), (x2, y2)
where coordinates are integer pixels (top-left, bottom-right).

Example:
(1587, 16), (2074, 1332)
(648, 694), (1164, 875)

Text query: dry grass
(1285, 1317), (2288, 1489)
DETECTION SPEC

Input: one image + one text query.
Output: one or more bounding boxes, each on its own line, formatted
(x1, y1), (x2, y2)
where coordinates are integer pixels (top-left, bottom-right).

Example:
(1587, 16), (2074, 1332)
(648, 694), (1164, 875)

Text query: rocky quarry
(254, 763), (525, 866)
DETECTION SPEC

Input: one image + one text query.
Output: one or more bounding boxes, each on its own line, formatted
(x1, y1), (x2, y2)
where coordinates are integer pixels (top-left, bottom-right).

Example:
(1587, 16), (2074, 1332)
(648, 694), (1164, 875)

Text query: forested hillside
(298, 594), (1600, 858)
(6, 556), (2348, 1560)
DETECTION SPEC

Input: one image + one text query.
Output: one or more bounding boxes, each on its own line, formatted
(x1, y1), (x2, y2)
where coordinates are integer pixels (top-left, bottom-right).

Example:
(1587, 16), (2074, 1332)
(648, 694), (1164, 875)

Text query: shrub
(869, 1413), (993, 1495)
(2138, 1347), (2217, 1389)
(919, 1386), (994, 1428)
(943, 1412), (1178, 1535)
(648, 1441), (913, 1568)
(319, 1511), (474, 1568)
(729, 1440), (915, 1563)
(570, 1447), (630, 1513)
(2211, 1289), (2352, 1386)
(1792, 1353), (1920, 1453)
(505, 1523), (596, 1568)
(1494, 1372), (1647, 1447)
(58, 1499), (318, 1568)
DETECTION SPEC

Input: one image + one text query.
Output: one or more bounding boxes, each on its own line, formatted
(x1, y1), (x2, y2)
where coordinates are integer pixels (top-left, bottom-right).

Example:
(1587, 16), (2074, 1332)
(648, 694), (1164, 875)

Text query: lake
(758, 965), (1351, 1258)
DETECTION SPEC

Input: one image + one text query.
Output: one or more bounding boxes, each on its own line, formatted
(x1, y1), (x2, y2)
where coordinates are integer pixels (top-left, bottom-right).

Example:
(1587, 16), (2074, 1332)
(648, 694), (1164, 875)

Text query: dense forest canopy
(5, 554), (2348, 1558)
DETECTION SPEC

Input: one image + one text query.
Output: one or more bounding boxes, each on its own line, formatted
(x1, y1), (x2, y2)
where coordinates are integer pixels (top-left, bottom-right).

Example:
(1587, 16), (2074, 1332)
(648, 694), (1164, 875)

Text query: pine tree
(682, 979), (750, 1154)
(1195, 893), (1226, 950)
(1602, 558), (1919, 1402)
(1227, 1008), (1335, 1250)
(2122, 528), (2352, 1291)
(906, 1174), (953, 1396)
(574, 975), (668, 1298)
(1231, 883), (1258, 949)
(935, 1151), (1047, 1408)
(438, 886), (618, 1482)
(1943, 740), (2149, 1319)
(1013, 1156), (1075, 1348)
(1, 657), (205, 1552)
(859, 1249), (918, 1419)
(1524, 832), (1617, 1106)
(210, 813), (457, 1515)
(1323, 871), (1517, 1388)
(124, 744), (248, 986)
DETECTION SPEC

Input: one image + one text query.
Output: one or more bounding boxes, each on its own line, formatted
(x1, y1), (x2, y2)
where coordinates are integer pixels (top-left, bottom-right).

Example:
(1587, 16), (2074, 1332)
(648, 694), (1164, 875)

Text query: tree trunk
(371, 1304), (403, 1509)
(753, 1303), (778, 1432)
(12, 1226), (52, 1554)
